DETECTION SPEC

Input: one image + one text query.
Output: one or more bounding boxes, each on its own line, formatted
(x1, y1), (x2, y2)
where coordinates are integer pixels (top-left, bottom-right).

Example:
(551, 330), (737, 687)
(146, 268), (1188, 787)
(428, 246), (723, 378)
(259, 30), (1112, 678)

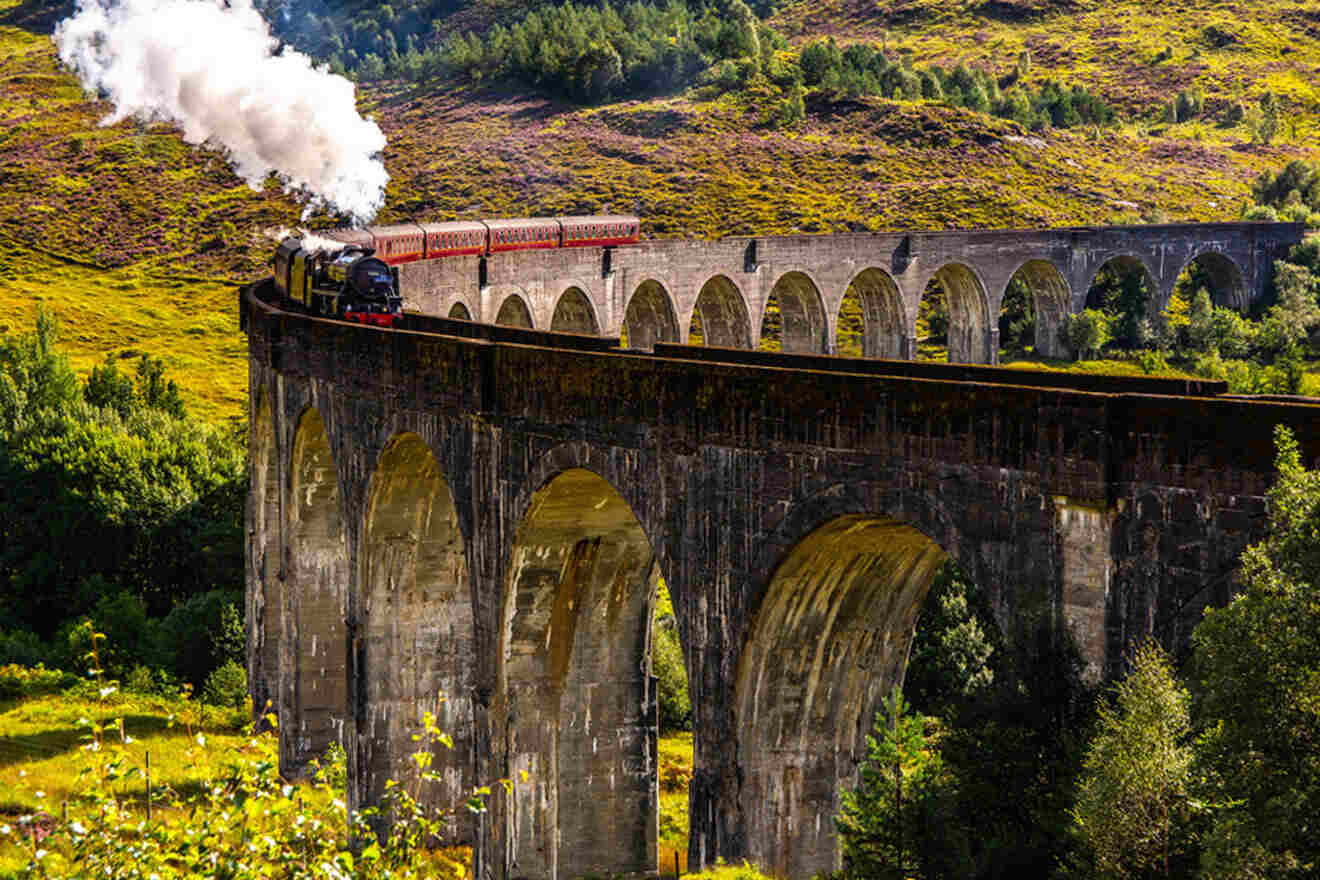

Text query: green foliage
(1192, 426), (1320, 876)
(444, 1), (762, 102)
(836, 692), (953, 880)
(652, 579), (691, 733)
(1066, 308), (1114, 359)
(1251, 90), (1281, 145)
(905, 563), (995, 716)
(155, 589), (245, 690)
(1252, 160), (1320, 214)
(1186, 287), (1216, 353)
(999, 274), (1036, 353)
(0, 640), (484, 879)
(0, 664), (71, 700)
(201, 659), (248, 710)
(0, 314), (244, 681)
(1072, 640), (1196, 879)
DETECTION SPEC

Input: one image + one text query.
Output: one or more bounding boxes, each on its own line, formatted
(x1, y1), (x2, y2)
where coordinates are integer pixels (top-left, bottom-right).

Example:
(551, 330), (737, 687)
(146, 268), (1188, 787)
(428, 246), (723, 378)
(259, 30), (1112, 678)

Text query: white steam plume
(54, 0), (388, 225)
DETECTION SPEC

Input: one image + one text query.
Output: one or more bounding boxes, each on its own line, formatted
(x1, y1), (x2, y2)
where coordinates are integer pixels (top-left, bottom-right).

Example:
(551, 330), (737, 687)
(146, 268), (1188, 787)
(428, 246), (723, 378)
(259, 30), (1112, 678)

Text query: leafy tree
(1072, 640), (1196, 879)
(1066, 309), (1114, 359)
(1186, 288), (1216, 354)
(1192, 426), (1320, 877)
(652, 578), (690, 732)
(0, 314), (244, 649)
(1261, 260), (1320, 352)
(999, 275), (1036, 353)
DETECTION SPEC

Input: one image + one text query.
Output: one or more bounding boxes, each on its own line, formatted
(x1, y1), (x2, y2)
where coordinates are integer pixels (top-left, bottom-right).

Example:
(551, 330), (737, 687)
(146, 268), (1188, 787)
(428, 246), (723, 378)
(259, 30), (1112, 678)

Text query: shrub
(0, 663), (71, 699)
(202, 659), (248, 709)
(155, 589), (244, 689)
(1138, 349), (1172, 374)
(0, 629), (48, 667)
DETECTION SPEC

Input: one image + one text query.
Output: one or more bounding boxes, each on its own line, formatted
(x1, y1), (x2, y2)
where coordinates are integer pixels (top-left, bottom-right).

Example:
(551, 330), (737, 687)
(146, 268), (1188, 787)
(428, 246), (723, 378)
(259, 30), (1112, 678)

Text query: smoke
(54, 0), (388, 225)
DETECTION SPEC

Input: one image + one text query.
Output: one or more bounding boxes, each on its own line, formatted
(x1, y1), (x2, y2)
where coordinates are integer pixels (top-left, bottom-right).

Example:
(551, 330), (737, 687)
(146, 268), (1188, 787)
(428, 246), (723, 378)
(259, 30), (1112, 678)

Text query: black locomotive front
(272, 238), (402, 327)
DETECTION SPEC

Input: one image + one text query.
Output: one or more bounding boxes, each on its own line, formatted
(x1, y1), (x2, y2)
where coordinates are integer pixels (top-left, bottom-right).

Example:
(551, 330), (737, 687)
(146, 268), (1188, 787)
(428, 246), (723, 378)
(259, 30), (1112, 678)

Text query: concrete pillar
(1054, 497), (1116, 682)
(984, 328), (1000, 365)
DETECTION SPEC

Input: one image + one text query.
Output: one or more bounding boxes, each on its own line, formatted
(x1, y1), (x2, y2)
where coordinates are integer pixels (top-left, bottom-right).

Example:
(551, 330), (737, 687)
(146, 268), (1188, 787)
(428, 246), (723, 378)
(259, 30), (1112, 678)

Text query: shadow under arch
(286, 406), (349, 777)
(357, 432), (475, 840)
(622, 279), (679, 350)
(551, 287), (600, 334)
(496, 293), (534, 328)
(837, 267), (906, 359)
(925, 263), (992, 364)
(247, 389), (281, 724)
(1174, 250), (1247, 312)
(688, 275), (751, 348)
(1003, 259), (1072, 360)
(760, 271), (827, 354)
(500, 467), (662, 880)
(736, 513), (948, 879)
(448, 301), (473, 321)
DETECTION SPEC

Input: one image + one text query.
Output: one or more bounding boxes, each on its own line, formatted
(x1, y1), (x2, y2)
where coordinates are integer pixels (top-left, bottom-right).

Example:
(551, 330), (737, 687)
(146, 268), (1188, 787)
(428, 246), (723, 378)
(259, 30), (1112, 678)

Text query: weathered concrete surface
(243, 267), (1319, 880)
(400, 222), (1303, 364)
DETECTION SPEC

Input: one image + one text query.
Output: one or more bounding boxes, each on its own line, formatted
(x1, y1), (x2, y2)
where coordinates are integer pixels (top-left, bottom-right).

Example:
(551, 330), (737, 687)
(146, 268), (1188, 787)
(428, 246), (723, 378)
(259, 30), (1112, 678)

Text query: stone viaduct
(242, 222), (1317, 880)
(398, 221), (1301, 363)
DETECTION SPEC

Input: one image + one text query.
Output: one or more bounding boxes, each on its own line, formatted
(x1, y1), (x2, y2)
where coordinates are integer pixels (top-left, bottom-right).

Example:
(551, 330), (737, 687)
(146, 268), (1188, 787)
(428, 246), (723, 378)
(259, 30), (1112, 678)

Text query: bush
(155, 589), (244, 689)
(202, 659), (248, 709)
(1065, 309), (1114, 359)
(0, 629), (48, 667)
(1138, 349), (1172, 374)
(0, 663), (72, 699)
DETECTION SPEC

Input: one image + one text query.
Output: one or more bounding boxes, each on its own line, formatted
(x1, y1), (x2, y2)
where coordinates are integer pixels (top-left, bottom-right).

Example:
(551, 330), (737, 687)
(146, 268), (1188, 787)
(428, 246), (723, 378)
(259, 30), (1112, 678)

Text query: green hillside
(1, 0), (1317, 418)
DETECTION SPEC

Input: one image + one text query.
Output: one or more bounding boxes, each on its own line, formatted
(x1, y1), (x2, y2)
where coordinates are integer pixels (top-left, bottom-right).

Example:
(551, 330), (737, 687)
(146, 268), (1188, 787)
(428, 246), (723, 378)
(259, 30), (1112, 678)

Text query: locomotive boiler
(272, 238), (403, 327)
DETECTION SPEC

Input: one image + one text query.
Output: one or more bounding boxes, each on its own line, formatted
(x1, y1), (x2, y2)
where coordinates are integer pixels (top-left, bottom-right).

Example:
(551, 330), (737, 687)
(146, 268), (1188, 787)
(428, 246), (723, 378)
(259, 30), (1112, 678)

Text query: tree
(1192, 426), (1320, 876)
(837, 691), (950, 880)
(1066, 309), (1114, 360)
(1072, 640), (1195, 878)
(1186, 288), (1216, 354)
(905, 563), (995, 716)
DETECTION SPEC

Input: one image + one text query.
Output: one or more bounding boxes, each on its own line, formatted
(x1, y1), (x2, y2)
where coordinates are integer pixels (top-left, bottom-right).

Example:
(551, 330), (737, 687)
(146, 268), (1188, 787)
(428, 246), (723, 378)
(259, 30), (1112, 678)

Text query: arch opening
(286, 407), (349, 776)
(246, 391), (280, 723)
(496, 294), (534, 329)
(688, 275), (751, 349)
(622, 280), (679, 350)
(837, 268), (906, 359)
(448, 301), (472, 321)
(359, 433), (474, 840)
(1001, 260), (1071, 360)
(501, 468), (666, 880)
(759, 271), (827, 354)
(920, 264), (991, 364)
(551, 287), (600, 335)
(736, 514), (947, 878)
(1171, 251), (1247, 313)
(1084, 256), (1158, 352)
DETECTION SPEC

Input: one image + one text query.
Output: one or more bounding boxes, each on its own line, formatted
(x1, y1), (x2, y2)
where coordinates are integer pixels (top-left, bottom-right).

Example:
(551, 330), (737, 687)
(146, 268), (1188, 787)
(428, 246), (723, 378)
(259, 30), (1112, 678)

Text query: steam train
(272, 215), (641, 327)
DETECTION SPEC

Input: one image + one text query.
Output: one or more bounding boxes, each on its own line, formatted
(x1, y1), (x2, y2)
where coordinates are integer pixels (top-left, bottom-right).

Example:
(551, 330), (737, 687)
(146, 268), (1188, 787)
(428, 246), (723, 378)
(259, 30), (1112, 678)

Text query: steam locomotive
(272, 215), (640, 327)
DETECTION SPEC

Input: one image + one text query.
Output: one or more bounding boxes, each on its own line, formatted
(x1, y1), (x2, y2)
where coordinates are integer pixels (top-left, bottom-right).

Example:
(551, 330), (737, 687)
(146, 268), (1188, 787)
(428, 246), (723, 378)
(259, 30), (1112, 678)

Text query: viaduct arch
(244, 257), (1319, 879)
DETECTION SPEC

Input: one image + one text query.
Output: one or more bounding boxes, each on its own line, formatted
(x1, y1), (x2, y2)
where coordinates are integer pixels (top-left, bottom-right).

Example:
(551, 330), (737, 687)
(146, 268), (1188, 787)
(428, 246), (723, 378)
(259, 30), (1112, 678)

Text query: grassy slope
(1, 0), (1318, 420)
